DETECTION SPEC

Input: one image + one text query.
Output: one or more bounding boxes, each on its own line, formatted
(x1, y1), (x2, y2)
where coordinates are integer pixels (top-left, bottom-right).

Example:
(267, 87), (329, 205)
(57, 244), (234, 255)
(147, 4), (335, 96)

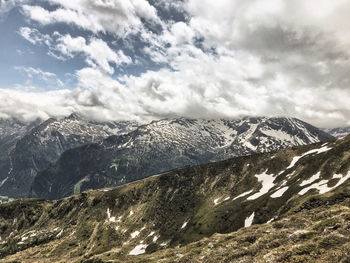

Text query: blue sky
(0, 0), (350, 128)
(0, 1), (178, 90)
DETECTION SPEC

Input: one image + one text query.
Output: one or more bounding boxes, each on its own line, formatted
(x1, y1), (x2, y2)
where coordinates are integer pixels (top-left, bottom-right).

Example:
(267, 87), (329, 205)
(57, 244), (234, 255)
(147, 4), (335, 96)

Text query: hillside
(0, 114), (139, 199)
(1, 135), (350, 262)
(31, 117), (333, 200)
(0, 118), (41, 203)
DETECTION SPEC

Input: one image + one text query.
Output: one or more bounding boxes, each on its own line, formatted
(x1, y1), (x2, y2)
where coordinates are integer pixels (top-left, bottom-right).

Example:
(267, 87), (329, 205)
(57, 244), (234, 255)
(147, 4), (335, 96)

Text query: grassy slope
(1, 136), (350, 262)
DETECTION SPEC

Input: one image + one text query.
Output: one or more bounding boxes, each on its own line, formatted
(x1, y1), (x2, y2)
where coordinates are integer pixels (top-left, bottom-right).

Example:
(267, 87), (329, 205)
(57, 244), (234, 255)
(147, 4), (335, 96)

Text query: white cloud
(3, 0), (350, 128)
(22, 0), (162, 35)
(14, 66), (64, 87)
(22, 5), (104, 32)
(19, 27), (131, 74)
(164, 22), (195, 46)
(0, 68), (145, 122)
(0, 88), (73, 121)
(3, 63), (350, 127)
(185, 0), (350, 50)
(18, 27), (52, 46)
(55, 34), (132, 74)
(0, 0), (29, 16)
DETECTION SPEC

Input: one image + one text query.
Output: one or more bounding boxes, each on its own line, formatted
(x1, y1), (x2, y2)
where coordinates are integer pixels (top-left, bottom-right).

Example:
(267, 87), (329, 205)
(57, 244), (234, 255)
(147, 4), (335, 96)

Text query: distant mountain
(0, 118), (35, 140)
(0, 114), (139, 199)
(31, 117), (334, 200)
(324, 126), (350, 138)
(1, 135), (349, 262)
(0, 118), (40, 194)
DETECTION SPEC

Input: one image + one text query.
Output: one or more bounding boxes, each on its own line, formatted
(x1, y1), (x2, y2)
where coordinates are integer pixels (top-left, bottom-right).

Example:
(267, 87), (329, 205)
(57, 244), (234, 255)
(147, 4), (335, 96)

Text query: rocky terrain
(0, 134), (349, 262)
(324, 126), (350, 138)
(0, 118), (41, 203)
(0, 114), (139, 199)
(31, 117), (333, 200)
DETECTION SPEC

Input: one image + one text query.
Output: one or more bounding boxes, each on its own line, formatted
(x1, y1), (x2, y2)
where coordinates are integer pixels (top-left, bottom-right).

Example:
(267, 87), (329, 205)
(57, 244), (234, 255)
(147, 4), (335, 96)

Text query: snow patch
(266, 218), (274, 223)
(270, 186), (289, 198)
(232, 189), (253, 200)
(287, 146), (332, 169)
(247, 171), (276, 200)
(181, 221), (188, 229)
(298, 171), (350, 195)
(244, 212), (255, 227)
(106, 208), (116, 222)
(286, 156), (302, 169)
(300, 172), (321, 186)
(260, 129), (296, 143)
(56, 230), (63, 238)
(129, 244), (148, 255)
(147, 231), (155, 237)
(213, 197), (221, 205)
(130, 231), (140, 239)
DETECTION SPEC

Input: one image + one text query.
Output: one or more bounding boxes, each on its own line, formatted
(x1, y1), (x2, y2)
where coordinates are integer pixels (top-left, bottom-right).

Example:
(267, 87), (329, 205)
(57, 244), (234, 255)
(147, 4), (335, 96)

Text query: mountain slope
(0, 114), (139, 199)
(324, 126), (350, 138)
(1, 135), (349, 262)
(0, 118), (41, 203)
(31, 117), (333, 200)
(98, 200), (350, 263)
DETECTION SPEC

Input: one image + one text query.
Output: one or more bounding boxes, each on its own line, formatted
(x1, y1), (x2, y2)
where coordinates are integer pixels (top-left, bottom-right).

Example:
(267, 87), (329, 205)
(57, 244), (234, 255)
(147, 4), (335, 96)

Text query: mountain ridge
(0, 115), (139, 199)
(1, 135), (349, 262)
(31, 116), (334, 200)
(324, 126), (350, 138)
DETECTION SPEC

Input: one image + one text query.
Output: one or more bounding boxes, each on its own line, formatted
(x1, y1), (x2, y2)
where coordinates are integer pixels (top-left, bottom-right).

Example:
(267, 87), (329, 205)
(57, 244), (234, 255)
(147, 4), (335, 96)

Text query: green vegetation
(0, 136), (349, 262)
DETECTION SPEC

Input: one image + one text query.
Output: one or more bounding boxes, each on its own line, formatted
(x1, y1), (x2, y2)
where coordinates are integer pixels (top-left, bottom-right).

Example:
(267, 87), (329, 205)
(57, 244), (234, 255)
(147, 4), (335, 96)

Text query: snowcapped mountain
(0, 114), (139, 199)
(25, 113), (139, 148)
(0, 118), (40, 196)
(31, 117), (334, 200)
(132, 117), (331, 156)
(0, 118), (34, 140)
(324, 126), (350, 138)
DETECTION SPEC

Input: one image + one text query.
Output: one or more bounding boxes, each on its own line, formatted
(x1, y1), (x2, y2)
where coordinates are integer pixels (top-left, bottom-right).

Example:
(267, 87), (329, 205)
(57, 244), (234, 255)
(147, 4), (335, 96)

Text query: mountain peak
(65, 112), (83, 121)
(30, 116), (334, 200)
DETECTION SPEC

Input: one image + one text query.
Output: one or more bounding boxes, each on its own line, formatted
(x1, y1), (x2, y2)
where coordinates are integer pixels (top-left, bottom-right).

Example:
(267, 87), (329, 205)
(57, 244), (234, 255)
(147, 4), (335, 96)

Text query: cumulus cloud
(0, 68), (145, 122)
(2, 0), (350, 128)
(19, 27), (131, 74)
(0, 88), (73, 121)
(55, 34), (132, 74)
(22, 0), (162, 35)
(3, 64), (349, 127)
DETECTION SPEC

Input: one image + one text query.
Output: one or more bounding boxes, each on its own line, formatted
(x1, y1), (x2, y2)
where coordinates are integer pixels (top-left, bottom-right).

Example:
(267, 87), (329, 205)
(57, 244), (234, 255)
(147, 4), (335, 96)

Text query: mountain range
(30, 116), (333, 200)
(0, 115), (342, 201)
(324, 126), (350, 138)
(1, 134), (349, 262)
(0, 114), (139, 200)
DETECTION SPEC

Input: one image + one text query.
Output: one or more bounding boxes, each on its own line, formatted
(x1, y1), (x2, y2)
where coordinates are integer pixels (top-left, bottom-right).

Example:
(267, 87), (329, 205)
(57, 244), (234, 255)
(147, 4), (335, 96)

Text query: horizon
(0, 1), (350, 128)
